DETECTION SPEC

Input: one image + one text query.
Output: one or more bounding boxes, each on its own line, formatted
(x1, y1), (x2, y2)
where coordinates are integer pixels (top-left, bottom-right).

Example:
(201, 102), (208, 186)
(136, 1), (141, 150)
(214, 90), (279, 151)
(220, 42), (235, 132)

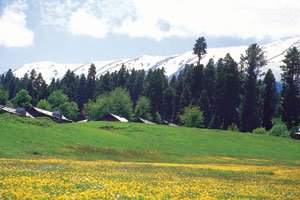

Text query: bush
(37, 99), (52, 110)
(12, 89), (32, 108)
(134, 96), (152, 120)
(47, 90), (69, 110)
(252, 127), (267, 135)
(153, 112), (162, 124)
(84, 88), (133, 121)
(269, 118), (289, 137)
(60, 102), (78, 120)
(179, 106), (204, 128)
(227, 123), (239, 132)
(108, 88), (133, 120)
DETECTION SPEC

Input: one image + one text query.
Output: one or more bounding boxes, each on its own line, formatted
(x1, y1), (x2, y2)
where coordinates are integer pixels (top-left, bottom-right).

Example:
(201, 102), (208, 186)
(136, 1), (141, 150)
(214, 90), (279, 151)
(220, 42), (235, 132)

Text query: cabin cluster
(0, 105), (173, 126)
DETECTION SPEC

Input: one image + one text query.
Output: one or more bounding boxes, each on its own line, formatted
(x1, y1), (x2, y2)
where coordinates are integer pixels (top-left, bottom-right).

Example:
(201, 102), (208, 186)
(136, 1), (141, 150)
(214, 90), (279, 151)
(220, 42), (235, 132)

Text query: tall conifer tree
(240, 44), (266, 132)
(280, 47), (300, 128)
(262, 69), (277, 130)
(87, 63), (96, 100)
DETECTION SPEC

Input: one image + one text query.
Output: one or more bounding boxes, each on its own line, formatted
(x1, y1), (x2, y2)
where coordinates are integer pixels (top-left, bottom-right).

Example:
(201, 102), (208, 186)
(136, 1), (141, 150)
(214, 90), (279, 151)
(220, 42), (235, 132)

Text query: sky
(0, 0), (300, 73)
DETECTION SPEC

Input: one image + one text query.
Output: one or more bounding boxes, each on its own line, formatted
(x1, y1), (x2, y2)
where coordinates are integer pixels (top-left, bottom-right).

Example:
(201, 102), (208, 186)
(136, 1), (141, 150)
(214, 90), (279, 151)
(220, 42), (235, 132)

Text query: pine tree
(20, 73), (30, 90)
(280, 47), (300, 129)
(199, 90), (211, 127)
(25, 70), (48, 105)
(77, 74), (88, 112)
(163, 76), (176, 122)
(168, 76), (178, 122)
(126, 69), (145, 104)
(262, 69), (277, 130)
(48, 78), (59, 93)
(87, 63), (96, 100)
(178, 65), (193, 110)
(36, 73), (49, 101)
(60, 70), (79, 102)
(117, 64), (129, 88)
(203, 59), (216, 98)
(240, 44), (267, 132)
(3, 69), (17, 99)
(211, 55), (240, 129)
(143, 69), (167, 118)
(96, 72), (112, 96)
(193, 37), (207, 66)
(191, 64), (203, 104)
(27, 69), (37, 102)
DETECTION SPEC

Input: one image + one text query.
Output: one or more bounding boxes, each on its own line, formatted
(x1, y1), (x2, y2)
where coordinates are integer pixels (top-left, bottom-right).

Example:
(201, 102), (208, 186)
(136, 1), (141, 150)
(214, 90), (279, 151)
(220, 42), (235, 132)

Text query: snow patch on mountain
(11, 36), (300, 84)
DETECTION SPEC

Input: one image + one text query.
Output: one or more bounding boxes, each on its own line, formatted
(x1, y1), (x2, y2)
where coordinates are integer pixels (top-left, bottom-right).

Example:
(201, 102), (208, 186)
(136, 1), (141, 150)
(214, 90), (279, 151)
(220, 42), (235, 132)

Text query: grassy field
(0, 114), (299, 164)
(0, 114), (300, 199)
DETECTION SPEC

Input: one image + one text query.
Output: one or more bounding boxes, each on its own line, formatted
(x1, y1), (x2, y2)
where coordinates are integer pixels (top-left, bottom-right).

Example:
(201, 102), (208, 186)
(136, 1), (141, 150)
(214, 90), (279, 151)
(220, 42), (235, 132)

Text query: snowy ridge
(11, 37), (300, 84)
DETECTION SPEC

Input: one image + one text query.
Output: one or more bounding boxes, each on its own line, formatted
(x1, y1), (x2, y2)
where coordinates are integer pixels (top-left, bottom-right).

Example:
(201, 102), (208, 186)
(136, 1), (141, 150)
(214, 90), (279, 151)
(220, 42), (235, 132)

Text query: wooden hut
(26, 107), (72, 123)
(97, 113), (128, 122)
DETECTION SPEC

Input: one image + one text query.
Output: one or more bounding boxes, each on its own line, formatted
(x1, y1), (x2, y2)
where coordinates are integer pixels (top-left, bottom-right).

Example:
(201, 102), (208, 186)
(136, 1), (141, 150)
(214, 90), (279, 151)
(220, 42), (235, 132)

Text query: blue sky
(0, 0), (299, 73)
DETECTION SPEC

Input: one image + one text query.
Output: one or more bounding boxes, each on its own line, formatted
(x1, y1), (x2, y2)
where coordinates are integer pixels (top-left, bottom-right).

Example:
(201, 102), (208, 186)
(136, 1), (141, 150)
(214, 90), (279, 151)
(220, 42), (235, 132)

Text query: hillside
(0, 114), (299, 164)
(11, 36), (300, 83)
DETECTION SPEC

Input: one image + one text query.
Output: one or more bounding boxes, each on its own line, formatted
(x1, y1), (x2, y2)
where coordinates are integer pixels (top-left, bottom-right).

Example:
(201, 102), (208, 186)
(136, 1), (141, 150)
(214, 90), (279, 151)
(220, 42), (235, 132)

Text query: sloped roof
(0, 106), (34, 118)
(30, 107), (72, 122)
(77, 119), (88, 123)
(138, 117), (156, 124)
(109, 113), (128, 122)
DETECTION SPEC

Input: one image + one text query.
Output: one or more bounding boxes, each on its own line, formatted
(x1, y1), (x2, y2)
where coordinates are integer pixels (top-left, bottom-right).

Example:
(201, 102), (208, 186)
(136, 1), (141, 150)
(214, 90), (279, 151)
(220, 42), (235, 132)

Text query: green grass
(0, 113), (299, 165)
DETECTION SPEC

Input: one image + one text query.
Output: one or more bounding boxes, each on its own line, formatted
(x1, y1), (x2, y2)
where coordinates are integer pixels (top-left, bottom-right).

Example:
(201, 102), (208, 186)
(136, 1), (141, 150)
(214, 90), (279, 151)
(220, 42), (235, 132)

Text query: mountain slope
(11, 37), (300, 84)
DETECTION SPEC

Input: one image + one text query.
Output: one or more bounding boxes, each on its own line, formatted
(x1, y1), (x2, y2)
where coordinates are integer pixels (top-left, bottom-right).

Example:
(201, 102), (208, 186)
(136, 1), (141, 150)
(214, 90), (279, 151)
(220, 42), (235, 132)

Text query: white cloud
(69, 9), (108, 38)
(40, 0), (300, 41)
(40, 0), (135, 39)
(0, 0), (34, 47)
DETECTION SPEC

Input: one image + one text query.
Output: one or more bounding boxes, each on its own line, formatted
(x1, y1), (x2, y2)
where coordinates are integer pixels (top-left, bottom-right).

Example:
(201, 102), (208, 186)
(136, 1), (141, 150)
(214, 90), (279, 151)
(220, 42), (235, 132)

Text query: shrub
(134, 96), (152, 120)
(227, 123), (239, 132)
(60, 102), (78, 120)
(269, 119), (289, 137)
(12, 89), (32, 108)
(153, 112), (162, 124)
(84, 88), (133, 121)
(179, 106), (204, 128)
(47, 90), (69, 110)
(37, 99), (52, 110)
(252, 127), (266, 135)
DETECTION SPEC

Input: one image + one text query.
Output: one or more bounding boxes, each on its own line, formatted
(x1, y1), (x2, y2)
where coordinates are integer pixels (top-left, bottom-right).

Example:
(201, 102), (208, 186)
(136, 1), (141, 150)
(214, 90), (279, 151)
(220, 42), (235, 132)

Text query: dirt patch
(27, 151), (43, 156)
(98, 126), (119, 131)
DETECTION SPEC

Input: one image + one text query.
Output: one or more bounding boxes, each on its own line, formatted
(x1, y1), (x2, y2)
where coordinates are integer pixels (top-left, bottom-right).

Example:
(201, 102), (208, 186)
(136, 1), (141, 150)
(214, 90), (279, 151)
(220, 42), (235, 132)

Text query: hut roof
(98, 113), (128, 122)
(77, 119), (88, 123)
(0, 106), (34, 118)
(110, 113), (128, 122)
(27, 107), (72, 123)
(137, 117), (156, 124)
(162, 120), (178, 126)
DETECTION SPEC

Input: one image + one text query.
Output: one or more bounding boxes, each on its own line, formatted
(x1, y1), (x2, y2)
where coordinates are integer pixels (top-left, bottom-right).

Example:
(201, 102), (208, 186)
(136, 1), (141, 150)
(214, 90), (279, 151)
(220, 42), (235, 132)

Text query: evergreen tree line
(0, 38), (299, 132)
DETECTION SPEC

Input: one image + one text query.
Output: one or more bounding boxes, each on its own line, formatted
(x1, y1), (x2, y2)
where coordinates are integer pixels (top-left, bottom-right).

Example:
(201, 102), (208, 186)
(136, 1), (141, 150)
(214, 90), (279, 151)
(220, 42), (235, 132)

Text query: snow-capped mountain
(11, 37), (300, 84)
